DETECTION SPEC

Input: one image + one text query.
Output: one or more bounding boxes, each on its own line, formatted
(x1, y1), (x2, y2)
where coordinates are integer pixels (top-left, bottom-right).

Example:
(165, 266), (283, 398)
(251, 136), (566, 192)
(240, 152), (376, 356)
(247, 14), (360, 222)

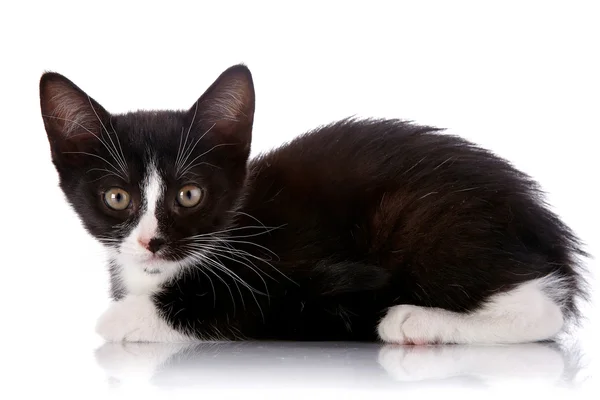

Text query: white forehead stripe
(137, 164), (162, 241)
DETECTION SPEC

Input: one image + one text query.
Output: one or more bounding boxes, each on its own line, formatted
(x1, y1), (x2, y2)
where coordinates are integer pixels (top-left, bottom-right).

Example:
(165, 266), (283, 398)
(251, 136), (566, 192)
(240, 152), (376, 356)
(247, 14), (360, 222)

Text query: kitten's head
(39, 65), (255, 292)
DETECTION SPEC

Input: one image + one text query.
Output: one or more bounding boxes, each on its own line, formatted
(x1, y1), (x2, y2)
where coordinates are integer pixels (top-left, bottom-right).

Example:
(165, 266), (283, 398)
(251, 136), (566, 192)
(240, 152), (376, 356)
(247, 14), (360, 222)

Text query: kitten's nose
(139, 237), (166, 253)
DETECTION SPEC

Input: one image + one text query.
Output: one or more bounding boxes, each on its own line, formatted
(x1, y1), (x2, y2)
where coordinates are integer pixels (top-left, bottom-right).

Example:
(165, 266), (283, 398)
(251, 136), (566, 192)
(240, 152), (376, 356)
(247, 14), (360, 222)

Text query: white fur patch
(377, 276), (566, 344)
(114, 163), (183, 295)
(95, 295), (193, 342)
(137, 165), (161, 244)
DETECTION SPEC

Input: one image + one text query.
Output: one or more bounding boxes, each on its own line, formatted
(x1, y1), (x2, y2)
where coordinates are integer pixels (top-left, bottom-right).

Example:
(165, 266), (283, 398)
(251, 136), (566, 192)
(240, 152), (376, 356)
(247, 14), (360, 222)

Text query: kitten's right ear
(39, 72), (110, 163)
(189, 64), (255, 152)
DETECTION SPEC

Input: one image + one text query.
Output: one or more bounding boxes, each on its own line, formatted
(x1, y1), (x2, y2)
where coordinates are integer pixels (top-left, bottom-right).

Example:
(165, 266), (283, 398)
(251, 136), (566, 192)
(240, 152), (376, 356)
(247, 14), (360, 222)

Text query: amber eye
(177, 185), (203, 208)
(104, 188), (131, 210)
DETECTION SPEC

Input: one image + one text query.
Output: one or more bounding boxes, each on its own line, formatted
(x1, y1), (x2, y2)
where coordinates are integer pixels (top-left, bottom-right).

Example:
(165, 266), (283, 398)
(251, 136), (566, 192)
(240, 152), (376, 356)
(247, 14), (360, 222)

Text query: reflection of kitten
(94, 342), (572, 388)
(40, 64), (587, 344)
(378, 344), (566, 383)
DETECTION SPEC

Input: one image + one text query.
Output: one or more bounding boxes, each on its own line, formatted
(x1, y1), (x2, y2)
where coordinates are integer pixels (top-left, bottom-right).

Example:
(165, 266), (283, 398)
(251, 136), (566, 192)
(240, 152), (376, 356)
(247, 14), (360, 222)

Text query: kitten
(39, 64), (588, 344)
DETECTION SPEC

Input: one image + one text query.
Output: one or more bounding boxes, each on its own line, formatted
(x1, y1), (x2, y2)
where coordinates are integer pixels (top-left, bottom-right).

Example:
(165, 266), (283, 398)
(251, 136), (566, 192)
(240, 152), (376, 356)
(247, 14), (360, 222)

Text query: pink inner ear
(200, 78), (253, 125)
(41, 77), (105, 141)
(193, 65), (255, 135)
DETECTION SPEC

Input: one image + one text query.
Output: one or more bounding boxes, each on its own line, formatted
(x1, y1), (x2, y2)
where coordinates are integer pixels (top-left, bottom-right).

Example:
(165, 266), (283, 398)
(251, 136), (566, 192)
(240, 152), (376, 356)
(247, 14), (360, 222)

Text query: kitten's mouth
(143, 267), (162, 275)
(140, 253), (169, 274)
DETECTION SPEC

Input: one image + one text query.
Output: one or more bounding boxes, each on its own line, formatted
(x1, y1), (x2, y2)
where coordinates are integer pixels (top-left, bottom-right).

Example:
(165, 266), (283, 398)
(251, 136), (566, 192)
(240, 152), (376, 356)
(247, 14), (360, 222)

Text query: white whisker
(43, 114), (128, 180)
(62, 151), (127, 180)
(185, 249), (265, 321)
(108, 117), (129, 175)
(185, 243), (272, 299)
(178, 143), (236, 178)
(87, 96), (129, 178)
(176, 123), (216, 178)
(176, 102), (200, 174)
(183, 224), (286, 240)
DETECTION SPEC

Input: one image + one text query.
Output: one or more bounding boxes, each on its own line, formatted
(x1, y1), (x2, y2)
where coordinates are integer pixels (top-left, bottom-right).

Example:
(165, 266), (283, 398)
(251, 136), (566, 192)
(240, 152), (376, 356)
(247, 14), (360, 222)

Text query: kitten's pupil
(177, 185), (202, 207)
(104, 188), (130, 210)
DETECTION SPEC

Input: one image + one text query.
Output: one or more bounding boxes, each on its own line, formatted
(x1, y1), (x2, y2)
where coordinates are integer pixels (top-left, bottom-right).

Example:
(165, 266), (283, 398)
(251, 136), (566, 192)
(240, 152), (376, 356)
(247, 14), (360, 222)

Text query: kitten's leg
(96, 294), (193, 342)
(378, 277), (565, 344)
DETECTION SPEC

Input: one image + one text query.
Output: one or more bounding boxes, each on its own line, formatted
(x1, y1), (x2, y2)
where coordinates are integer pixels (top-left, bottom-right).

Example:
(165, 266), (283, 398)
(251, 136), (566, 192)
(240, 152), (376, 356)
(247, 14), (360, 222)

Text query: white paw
(377, 305), (451, 345)
(95, 295), (191, 342)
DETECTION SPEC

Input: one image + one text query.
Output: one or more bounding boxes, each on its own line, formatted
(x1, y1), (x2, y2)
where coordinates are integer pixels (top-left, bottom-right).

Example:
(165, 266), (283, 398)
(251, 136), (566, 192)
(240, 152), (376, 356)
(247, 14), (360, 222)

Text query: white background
(1, 0), (598, 398)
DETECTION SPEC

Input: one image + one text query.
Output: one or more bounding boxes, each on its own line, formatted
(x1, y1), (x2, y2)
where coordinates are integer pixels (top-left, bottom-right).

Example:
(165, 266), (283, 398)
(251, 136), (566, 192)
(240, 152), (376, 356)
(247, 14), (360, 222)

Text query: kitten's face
(39, 66), (255, 288)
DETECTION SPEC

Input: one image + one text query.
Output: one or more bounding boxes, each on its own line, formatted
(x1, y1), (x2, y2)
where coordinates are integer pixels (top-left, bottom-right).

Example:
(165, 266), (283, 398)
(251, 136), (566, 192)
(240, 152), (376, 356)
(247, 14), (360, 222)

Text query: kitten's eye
(104, 188), (131, 211)
(177, 185), (203, 208)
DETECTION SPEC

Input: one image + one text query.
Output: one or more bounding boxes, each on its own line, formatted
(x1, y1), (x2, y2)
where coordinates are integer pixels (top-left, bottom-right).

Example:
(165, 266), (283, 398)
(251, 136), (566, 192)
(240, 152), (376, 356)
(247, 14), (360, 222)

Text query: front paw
(95, 295), (191, 342)
(95, 297), (146, 342)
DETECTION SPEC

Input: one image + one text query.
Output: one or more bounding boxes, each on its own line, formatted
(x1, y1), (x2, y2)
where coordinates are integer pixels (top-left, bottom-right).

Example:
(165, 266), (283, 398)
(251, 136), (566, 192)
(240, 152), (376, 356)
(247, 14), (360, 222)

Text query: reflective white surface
(3, 333), (598, 398)
(95, 341), (586, 389)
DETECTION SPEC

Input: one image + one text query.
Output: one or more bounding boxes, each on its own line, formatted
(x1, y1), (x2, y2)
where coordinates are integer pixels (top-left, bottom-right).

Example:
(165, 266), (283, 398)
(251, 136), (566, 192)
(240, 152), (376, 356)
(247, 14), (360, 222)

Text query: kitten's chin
(112, 255), (186, 295)
(108, 248), (187, 294)
(137, 256), (177, 275)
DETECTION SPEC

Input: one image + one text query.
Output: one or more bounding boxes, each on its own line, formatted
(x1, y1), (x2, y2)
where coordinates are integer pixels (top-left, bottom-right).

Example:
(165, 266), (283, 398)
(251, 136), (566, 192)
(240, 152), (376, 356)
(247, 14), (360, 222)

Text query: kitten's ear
(39, 72), (110, 163)
(190, 64), (255, 148)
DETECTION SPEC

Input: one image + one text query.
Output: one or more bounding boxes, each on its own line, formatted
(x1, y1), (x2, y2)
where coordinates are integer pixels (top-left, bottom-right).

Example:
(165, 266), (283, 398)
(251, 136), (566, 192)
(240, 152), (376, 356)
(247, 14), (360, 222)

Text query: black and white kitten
(39, 64), (588, 344)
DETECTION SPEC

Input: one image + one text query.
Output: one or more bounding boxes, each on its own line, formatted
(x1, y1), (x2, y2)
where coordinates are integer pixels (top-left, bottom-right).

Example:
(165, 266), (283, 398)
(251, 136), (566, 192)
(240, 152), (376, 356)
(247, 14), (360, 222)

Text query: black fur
(40, 64), (588, 342)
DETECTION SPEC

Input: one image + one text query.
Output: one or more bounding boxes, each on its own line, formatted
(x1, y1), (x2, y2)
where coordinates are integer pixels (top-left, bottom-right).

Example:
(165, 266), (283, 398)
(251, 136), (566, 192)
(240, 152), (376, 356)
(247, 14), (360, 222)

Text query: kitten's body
(40, 65), (588, 344)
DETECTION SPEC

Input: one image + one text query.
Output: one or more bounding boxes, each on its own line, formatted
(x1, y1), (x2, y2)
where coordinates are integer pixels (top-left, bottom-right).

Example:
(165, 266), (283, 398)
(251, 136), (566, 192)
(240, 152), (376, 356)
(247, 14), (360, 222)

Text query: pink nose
(138, 237), (166, 253)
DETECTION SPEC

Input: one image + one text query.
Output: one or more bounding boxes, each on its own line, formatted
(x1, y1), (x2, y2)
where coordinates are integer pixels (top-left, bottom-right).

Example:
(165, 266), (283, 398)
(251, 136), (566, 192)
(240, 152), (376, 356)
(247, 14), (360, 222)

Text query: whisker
(186, 249), (265, 320)
(86, 172), (122, 183)
(200, 253), (248, 310)
(213, 238), (279, 259)
(188, 253), (237, 316)
(86, 168), (126, 181)
(109, 118), (129, 175)
(183, 224), (286, 240)
(180, 161), (222, 173)
(102, 126), (127, 175)
(185, 231), (296, 286)
(227, 210), (269, 230)
(44, 114), (128, 180)
(185, 243), (272, 299)
(87, 98), (130, 177)
(178, 143), (237, 178)
(175, 127), (186, 173)
(62, 151), (126, 180)
(185, 257), (216, 308)
(177, 123), (216, 179)
(188, 241), (273, 274)
(176, 101), (199, 173)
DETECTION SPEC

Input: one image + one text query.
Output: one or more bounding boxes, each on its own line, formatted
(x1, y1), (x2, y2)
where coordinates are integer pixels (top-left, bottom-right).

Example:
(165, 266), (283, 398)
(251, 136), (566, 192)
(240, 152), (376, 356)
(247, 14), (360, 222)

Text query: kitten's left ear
(190, 64), (255, 150)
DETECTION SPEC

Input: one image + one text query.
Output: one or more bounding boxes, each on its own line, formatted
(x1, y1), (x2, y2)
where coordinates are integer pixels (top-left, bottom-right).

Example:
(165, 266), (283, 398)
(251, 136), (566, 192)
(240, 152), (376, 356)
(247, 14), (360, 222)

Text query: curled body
(39, 65), (588, 344)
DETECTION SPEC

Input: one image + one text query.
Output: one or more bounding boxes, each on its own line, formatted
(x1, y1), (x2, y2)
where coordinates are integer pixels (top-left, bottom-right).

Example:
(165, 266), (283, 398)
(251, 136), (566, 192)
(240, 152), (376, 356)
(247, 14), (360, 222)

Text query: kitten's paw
(377, 305), (450, 345)
(95, 295), (191, 342)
